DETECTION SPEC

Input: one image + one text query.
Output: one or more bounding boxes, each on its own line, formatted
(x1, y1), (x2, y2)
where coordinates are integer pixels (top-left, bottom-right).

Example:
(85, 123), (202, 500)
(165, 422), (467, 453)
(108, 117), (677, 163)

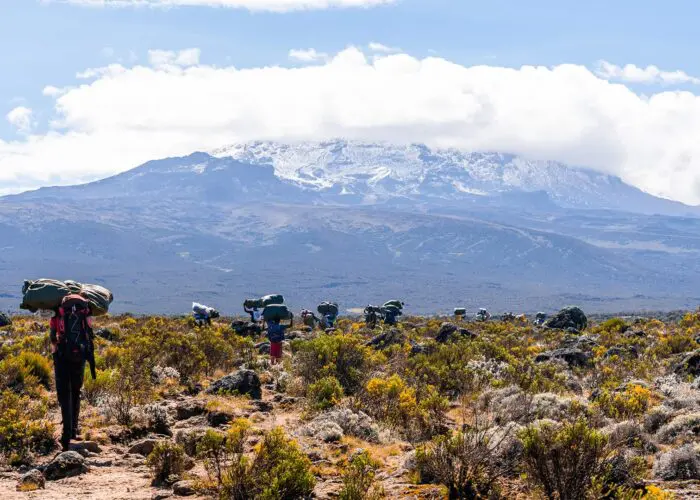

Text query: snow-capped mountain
(212, 140), (695, 215)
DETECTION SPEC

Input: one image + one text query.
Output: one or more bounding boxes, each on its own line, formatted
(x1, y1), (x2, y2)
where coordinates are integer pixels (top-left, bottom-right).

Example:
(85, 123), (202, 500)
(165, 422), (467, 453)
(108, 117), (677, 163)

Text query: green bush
(292, 333), (383, 394)
(307, 376), (344, 411)
(82, 368), (114, 406)
(0, 352), (52, 394)
(197, 421), (315, 500)
(416, 428), (506, 499)
(338, 450), (384, 500)
(520, 419), (610, 500)
(146, 441), (186, 485)
(0, 390), (55, 464)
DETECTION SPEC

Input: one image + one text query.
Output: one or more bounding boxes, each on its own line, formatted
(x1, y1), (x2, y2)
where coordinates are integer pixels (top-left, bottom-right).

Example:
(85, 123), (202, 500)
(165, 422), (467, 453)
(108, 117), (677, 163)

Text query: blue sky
(2, 0), (700, 202)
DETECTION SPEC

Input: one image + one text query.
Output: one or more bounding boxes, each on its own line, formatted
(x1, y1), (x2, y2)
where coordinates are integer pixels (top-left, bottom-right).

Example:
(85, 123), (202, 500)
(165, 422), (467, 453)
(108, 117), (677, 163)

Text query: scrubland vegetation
(2, 310), (700, 498)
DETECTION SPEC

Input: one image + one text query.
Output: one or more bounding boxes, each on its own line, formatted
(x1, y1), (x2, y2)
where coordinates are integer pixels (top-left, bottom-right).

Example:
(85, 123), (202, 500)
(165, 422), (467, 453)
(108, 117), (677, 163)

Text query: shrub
(0, 390), (55, 464)
(652, 444), (700, 480)
(594, 384), (657, 420)
(82, 368), (114, 406)
(338, 450), (384, 500)
(307, 376), (344, 411)
(520, 419), (610, 500)
(362, 374), (448, 440)
(292, 334), (383, 394)
(146, 441), (186, 485)
(416, 427), (507, 499)
(656, 412), (700, 444)
(197, 421), (315, 500)
(194, 329), (235, 376)
(0, 352), (52, 394)
(102, 347), (154, 425)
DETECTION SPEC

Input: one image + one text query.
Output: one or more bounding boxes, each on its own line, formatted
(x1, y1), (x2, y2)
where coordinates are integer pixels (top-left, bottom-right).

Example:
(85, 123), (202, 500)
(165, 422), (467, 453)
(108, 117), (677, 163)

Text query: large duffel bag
(317, 302), (339, 316)
(20, 279), (71, 312)
(244, 298), (264, 309)
(80, 283), (114, 316)
(262, 304), (291, 322)
(454, 308), (467, 316)
(262, 294), (284, 307)
(383, 300), (404, 310)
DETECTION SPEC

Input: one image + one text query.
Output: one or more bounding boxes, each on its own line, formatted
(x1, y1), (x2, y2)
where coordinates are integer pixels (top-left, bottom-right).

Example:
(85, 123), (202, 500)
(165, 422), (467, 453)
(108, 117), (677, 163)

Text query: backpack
(57, 294), (93, 363)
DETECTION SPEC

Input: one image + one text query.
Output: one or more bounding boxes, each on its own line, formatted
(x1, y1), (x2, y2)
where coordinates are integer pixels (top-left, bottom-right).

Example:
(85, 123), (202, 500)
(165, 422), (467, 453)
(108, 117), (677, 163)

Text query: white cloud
(148, 48), (201, 67)
(6, 106), (34, 133)
(288, 48), (327, 62)
(42, 86), (63, 97)
(57, 0), (396, 12)
(4, 49), (700, 204)
(597, 60), (700, 85)
(368, 42), (399, 53)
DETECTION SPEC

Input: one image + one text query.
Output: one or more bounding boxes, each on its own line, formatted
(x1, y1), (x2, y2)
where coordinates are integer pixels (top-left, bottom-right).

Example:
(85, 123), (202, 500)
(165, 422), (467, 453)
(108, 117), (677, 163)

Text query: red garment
(270, 341), (283, 359)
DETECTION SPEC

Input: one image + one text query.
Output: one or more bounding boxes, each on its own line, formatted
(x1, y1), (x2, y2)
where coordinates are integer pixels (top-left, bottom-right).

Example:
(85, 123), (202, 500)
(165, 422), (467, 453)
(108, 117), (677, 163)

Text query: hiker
(266, 314), (292, 365)
(244, 303), (262, 323)
(317, 302), (339, 329)
(476, 308), (491, 322)
(321, 312), (337, 329)
(301, 309), (319, 329)
(192, 302), (219, 326)
(382, 306), (400, 326)
(534, 312), (547, 326)
(50, 295), (96, 451)
(364, 305), (380, 328)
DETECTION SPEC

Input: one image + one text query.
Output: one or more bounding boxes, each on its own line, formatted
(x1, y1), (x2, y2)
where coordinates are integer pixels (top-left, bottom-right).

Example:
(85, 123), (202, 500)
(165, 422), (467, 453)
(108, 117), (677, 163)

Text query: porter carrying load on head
(317, 302), (339, 328)
(243, 298), (264, 323)
(262, 303), (293, 364)
(21, 279), (114, 316)
(192, 302), (220, 326)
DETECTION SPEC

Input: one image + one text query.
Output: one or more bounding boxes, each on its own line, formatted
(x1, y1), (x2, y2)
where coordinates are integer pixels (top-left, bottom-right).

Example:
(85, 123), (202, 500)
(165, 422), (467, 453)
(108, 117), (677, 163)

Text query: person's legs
(69, 360), (86, 439)
(270, 341), (282, 364)
(53, 354), (72, 449)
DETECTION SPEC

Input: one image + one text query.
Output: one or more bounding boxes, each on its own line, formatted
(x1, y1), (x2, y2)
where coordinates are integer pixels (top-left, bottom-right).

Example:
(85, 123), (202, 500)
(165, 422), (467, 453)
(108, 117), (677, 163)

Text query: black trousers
(53, 353), (85, 441)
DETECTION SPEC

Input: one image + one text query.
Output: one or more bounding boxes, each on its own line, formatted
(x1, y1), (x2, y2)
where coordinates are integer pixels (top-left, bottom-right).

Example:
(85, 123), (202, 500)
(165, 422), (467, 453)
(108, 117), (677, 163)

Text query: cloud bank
(597, 61), (700, 85)
(2, 47), (700, 204)
(58, 0), (396, 12)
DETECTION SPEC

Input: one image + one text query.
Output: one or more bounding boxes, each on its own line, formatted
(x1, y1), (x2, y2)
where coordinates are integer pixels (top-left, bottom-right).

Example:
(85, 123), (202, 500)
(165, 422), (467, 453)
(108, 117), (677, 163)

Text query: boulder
(73, 441), (102, 454)
(252, 400), (274, 413)
(435, 322), (476, 343)
(16, 469), (45, 491)
(206, 370), (262, 399)
(545, 306), (588, 331)
(535, 348), (592, 368)
(172, 480), (196, 497)
(255, 341), (271, 355)
(604, 346), (639, 359)
(44, 451), (89, 480)
(174, 400), (206, 421)
(0, 313), (11, 328)
(127, 438), (159, 456)
(365, 329), (405, 350)
(675, 350), (700, 378)
(560, 334), (598, 350)
(94, 328), (116, 341)
(152, 491), (172, 500)
(207, 411), (233, 427)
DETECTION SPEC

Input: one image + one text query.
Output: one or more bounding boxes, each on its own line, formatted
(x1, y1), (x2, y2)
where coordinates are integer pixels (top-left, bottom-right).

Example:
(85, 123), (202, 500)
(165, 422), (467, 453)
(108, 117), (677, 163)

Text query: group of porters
(12, 277), (529, 452)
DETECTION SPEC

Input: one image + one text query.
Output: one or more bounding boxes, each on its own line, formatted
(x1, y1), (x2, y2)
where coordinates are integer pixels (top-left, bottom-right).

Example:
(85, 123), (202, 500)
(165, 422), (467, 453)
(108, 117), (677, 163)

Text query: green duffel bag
(64, 280), (84, 294)
(383, 300), (404, 310)
(454, 308), (467, 316)
(20, 279), (71, 312)
(262, 304), (291, 322)
(262, 294), (284, 307)
(80, 283), (114, 316)
(244, 298), (264, 309)
(317, 302), (339, 316)
(383, 304), (403, 316)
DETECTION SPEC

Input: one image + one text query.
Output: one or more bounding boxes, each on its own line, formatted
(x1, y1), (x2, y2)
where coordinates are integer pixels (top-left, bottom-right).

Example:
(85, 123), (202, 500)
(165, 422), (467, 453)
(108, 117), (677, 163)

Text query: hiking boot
(71, 429), (83, 441)
(60, 437), (70, 452)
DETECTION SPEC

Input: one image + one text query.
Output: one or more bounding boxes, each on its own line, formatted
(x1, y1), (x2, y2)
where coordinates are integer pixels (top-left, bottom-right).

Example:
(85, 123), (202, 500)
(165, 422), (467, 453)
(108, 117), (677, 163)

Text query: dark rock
(207, 411), (233, 427)
(560, 334), (598, 350)
(16, 469), (44, 491)
(172, 480), (195, 496)
(409, 340), (426, 355)
(206, 370), (262, 399)
(605, 346), (639, 359)
(127, 438), (159, 456)
(94, 328), (116, 341)
(175, 428), (209, 457)
(0, 313), (12, 328)
(435, 322), (476, 343)
(44, 451), (89, 480)
(77, 441), (102, 454)
(75, 448), (90, 458)
(365, 329), (405, 350)
(545, 306), (588, 331)
(535, 348), (592, 368)
(152, 491), (172, 500)
(184, 383), (203, 396)
(252, 400), (274, 413)
(231, 321), (261, 337)
(86, 459), (113, 467)
(674, 350), (700, 378)
(174, 400), (206, 421)
(255, 341), (271, 355)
